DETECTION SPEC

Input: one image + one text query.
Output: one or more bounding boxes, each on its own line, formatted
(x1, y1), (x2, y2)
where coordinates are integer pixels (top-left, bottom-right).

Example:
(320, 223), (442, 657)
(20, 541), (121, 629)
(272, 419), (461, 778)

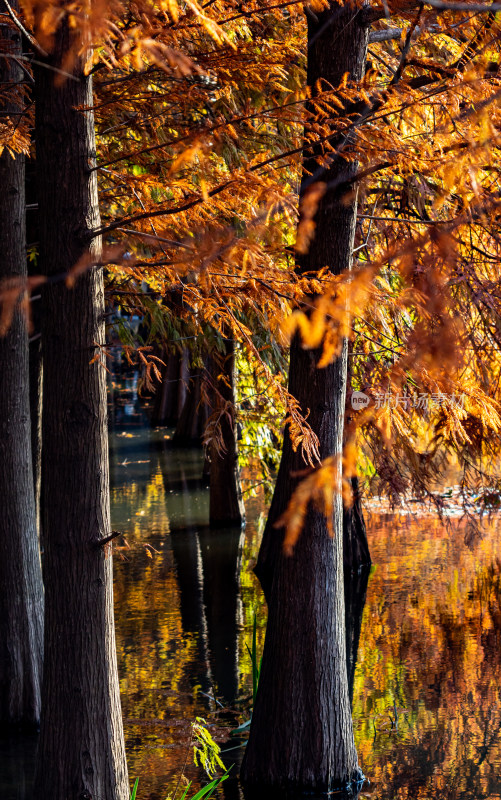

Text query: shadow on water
(155, 434), (246, 706)
(198, 525), (245, 706)
(159, 448), (212, 696)
(344, 568), (370, 711)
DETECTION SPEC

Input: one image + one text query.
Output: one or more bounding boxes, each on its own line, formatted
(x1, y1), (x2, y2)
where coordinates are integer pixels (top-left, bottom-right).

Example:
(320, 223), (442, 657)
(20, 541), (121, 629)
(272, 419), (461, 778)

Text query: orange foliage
(2, 0), (501, 529)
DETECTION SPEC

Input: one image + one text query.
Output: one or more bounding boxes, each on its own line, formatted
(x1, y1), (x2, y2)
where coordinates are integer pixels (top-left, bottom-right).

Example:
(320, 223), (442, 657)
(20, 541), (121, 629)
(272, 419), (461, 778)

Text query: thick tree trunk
(26, 157), (43, 533)
(0, 3), (44, 729)
(173, 365), (208, 445)
(241, 4), (368, 793)
(207, 340), (245, 526)
(241, 341), (360, 795)
(151, 349), (188, 426)
(32, 24), (129, 800)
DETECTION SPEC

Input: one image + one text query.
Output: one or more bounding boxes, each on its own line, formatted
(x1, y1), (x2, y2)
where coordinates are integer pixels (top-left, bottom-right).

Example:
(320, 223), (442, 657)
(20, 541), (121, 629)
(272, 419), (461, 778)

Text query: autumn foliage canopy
(1, 0), (501, 541)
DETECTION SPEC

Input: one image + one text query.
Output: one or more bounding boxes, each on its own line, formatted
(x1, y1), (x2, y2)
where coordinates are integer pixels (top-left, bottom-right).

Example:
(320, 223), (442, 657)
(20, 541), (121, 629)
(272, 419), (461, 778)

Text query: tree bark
(26, 157), (43, 534)
(173, 365), (208, 445)
(151, 348), (187, 426)
(32, 23), (129, 800)
(0, 2), (44, 729)
(241, 3), (368, 793)
(343, 346), (371, 572)
(241, 341), (360, 795)
(207, 340), (245, 527)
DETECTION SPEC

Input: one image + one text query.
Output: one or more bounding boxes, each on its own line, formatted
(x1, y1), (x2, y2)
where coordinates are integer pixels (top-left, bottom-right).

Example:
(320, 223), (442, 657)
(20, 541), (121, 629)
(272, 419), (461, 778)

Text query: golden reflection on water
(111, 429), (501, 800)
(111, 430), (266, 799)
(355, 511), (501, 800)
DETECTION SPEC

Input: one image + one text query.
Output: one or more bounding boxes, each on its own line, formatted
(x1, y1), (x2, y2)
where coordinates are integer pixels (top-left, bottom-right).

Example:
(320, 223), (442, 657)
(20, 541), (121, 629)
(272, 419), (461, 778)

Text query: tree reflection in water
(3, 420), (500, 800)
(111, 436), (501, 800)
(109, 420), (501, 800)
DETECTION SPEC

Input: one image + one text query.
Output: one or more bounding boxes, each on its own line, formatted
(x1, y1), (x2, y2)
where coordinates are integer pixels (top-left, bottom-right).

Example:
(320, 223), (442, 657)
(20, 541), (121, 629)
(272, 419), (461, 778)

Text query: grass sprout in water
(130, 719), (230, 800)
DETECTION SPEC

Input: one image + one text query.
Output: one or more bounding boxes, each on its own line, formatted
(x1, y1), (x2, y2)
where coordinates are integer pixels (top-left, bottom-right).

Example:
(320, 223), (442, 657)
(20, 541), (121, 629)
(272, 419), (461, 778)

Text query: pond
(1, 382), (501, 800)
(110, 421), (501, 800)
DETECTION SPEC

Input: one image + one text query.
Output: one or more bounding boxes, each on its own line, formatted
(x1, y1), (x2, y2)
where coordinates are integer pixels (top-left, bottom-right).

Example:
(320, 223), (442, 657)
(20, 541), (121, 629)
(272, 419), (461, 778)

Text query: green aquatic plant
(191, 717), (226, 778)
(131, 719), (230, 800)
(176, 772), (230, 800)
(169, 717), (230, 800)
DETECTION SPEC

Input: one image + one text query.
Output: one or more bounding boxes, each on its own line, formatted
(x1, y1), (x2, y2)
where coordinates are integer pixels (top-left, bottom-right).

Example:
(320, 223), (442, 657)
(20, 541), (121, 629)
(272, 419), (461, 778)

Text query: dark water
(1, 383), (501, 799)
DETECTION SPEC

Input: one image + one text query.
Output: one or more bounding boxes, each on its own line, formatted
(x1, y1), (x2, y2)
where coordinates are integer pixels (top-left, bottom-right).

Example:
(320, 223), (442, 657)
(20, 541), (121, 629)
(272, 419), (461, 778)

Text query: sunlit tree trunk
(32, 22), (129, 800)
(241, 4), (368, 793)
(207, 340), (245, 526)
(0, 1), (44, 729)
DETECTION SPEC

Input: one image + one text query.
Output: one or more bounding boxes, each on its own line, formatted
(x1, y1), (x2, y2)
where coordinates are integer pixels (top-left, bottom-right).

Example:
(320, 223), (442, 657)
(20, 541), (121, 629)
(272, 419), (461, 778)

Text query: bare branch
(2, 0), (48, 57)
(117, 227), (194, 250)
(368, 27), (402, 42)
(94, 530), (124, 548)
(362, 0), (501, 21)
(390, 4), (424, 86)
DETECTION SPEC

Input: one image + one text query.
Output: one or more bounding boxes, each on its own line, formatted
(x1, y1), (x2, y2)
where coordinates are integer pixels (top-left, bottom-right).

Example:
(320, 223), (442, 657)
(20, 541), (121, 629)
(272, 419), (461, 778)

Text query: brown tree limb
(2, 0), (47, 56)
(94, 530), (124, 548)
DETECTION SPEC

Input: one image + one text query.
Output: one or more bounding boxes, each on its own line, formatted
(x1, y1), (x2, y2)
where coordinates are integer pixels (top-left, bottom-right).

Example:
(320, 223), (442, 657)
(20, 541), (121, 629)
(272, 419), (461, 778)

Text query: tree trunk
(207, 340), (245, 526)
(0, 2), (44, 729)
(173, 365), (208, 445)
(32, 23), (129, 800)
(241, 341), (360, 795)
(241, 4), (368, 793)
(26, 157), (43, 534)
(343, 345), (371, 572)
(151, 348), (187, 426)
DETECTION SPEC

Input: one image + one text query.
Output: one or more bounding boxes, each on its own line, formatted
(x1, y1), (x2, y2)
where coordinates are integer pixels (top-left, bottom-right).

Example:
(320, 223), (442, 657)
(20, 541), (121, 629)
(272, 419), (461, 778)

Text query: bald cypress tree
(32, 19), (129, 800)
(241, 3), (369, 792)
(0, 0), (44, 729)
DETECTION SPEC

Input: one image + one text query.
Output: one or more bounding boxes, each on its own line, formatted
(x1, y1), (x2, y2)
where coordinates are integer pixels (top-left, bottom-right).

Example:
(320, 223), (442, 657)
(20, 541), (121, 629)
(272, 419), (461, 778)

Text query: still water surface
(110, 418), (501, 800)
(1, 408), (501, 800)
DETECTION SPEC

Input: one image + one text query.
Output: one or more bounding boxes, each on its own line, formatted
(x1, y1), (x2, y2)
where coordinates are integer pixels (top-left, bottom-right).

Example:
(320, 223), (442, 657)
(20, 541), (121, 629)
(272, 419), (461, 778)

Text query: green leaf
(190, 774), (229, 800)
(130, 778), (139, 800)
(230, 718), (252, 734)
